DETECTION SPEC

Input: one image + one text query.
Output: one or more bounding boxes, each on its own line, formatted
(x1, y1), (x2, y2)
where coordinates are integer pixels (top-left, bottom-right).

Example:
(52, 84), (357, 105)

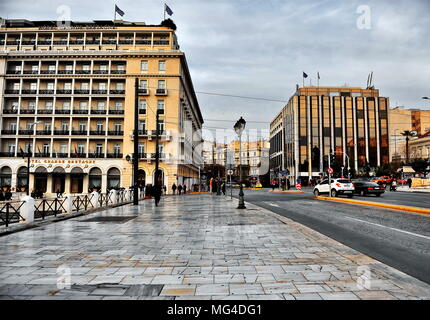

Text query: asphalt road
(229, 188), (430, 285)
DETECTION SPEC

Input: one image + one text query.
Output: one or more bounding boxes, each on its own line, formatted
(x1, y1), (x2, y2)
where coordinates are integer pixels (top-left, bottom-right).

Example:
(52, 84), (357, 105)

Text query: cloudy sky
(1, 0), (430, 138)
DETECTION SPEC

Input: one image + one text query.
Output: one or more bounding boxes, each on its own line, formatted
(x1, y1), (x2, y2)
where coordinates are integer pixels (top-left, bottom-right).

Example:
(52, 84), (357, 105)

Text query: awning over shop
(397, 167), (416, 173)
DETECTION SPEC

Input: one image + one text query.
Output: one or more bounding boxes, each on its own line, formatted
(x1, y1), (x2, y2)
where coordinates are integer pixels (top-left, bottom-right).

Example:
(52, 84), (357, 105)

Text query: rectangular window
(138, 120), (146, 131)
(13, 83), (20, 90)
(141, 60), (148, 71)
(116, 82), (124, 90)
(28, 101), (36, 110)
(64, 82), (72, 90)
(10, 122), (17, 131)
(139, 80), (147, 89)
(95, 144), (103, 154)
(32, 65), (39, 71)
(97, 102), (105, 110)
(158, 120), (164, 132)
(138, 142), (145, 155)
(117, 65), (125, 71)
(115, 102), (123, 110)
(7, 144), (15, 153)
(157, 100), (165, 111)
(45, 101), (53, 110)
(98, 83), (106, 90)
(114, 122), (122, 132)
(63, 101), (70, 110)
(47, 83), (54, 90)
(48, 65), (56, 71)
(65, 65), (73, 71)
(100, 65), (107, 71)
(79, 122), (86, 131)
(43, 143), (50, 154)
(44, 122), (51, 131)
(61, 121), (68, 131)
(96, 121), (104, 131)
(158, 60), (166, 71)
(30, 83), (37, 90)
(157, 80), (165, 89)
(60, 144), (67, 153)
(113, 144), (121, 154)
(83, 65), (90, 71)
(79, 101), (88, 110)
(78, 144), (85, 154)
(81, 82), (89, 90)
(139, 100), (147, 112)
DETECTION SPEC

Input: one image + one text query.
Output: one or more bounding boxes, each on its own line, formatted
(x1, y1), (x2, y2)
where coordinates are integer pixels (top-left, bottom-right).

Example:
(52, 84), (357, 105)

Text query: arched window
(107, 168), (121, 190)
(0, 166), (12, 187)
(17, 167), (28, 189)
(89, 167), (102, 191)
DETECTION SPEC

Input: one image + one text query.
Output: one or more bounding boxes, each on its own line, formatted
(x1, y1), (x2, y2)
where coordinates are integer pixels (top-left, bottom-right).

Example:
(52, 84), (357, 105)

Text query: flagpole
(164, 4), (166, 20)
(114, 4), (116, 21)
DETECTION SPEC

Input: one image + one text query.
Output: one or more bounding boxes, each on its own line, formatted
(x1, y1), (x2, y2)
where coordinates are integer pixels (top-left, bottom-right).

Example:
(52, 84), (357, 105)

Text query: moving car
(313, 179), (355, 198)
(353, 181), (385, 197)
(372, 176), (392, 187)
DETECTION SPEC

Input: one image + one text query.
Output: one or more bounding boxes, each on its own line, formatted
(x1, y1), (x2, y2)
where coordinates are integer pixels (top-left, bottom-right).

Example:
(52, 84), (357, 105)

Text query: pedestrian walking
(183, 184), (187, 194)
(0, 191), (5, 201)
(287, 179), (291, 190)
(221, 182), (226, 195)
(172, 183), (177, 195)
(178, 184), (183, 195)
(163, 185), (167, 194)
(152, 184), (162, 207)
(271, 179), (276, 191)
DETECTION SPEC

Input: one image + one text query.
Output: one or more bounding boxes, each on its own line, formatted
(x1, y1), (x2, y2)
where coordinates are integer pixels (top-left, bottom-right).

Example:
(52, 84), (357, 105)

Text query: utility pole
(155, 108), (160, 188)
(133, 78), (139, 205)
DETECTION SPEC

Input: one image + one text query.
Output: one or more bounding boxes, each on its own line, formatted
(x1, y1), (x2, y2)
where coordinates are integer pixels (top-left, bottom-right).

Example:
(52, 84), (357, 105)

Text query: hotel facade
(269, 86), (390, 184)
(0, 19), (203, 196)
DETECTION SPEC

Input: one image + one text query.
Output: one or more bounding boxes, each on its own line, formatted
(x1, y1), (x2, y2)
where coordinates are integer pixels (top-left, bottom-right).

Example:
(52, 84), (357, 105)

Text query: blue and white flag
(165, 3), (174, 16)
(115, 4), (125, 17)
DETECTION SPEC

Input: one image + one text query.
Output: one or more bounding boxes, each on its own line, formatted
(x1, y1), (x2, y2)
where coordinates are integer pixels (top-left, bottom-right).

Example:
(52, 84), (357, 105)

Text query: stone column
(46, 174), (53, 195)
(83, 174), (89, 194)
(101, 174), (108, 193)
(64, 174), (71, 194)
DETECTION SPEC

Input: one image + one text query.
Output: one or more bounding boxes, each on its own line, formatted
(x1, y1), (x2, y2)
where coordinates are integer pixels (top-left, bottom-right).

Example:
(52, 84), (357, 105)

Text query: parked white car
(313, 179), (355, 198)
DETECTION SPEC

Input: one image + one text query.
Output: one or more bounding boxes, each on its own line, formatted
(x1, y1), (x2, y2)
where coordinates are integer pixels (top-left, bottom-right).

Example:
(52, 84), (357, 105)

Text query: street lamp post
(26, 121), (41, 196)
(234, 117), (246, 209)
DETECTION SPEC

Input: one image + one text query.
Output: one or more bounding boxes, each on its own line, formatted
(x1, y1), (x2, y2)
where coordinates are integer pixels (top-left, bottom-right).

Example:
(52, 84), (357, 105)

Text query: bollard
(109, 189), (118, 205)
(90, 191), (100, 208)
(64, 194), (74, 214)
(20, 196), (35, 224)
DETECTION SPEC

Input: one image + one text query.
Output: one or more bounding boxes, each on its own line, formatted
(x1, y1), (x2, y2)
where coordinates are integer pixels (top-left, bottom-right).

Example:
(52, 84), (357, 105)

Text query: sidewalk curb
(315, 196), (430, 216)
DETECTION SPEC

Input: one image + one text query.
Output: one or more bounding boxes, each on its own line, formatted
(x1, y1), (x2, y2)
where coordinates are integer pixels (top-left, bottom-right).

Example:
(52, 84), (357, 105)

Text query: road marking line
(344, 217), (430, 241)
(316, 196), (430, 215)
(265, 202), (281, 208)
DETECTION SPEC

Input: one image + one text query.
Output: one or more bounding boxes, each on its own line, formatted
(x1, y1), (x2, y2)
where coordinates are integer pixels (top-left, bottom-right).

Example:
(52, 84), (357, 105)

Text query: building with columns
(269, 86), (390, 184)
(0, 19), (203, 196)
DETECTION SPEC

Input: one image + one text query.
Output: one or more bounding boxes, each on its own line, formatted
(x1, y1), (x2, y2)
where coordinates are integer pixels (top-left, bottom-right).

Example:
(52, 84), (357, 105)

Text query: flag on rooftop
(165, 3), (174, 16)
(115, 5), (125, 17)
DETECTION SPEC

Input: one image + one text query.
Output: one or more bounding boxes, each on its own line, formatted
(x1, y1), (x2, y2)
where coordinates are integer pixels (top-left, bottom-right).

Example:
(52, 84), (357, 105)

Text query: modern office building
(0, 19), (203, 195)
(388, 106), (430, 162)
(269, 86), (390, 184)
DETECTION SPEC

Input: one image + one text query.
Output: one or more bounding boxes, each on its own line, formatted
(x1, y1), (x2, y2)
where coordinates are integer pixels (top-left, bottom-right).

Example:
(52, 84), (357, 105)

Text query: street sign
(327, 168), (334, 175)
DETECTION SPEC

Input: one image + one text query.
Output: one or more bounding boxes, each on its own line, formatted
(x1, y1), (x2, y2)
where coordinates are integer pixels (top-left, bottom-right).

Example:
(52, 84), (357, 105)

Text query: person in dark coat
(0, 191), (5, 201)
(287, 179), (291, 190)
(221, 182), (226, 195)
(177, 184), (182, 195)
(183, 185), (187, 194)
(152, 184), (163, 207)
(172, 183), (177, 195)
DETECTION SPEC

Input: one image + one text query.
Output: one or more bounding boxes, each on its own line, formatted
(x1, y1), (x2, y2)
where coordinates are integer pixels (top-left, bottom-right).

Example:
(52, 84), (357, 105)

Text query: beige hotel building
(0, 19), (204, 196)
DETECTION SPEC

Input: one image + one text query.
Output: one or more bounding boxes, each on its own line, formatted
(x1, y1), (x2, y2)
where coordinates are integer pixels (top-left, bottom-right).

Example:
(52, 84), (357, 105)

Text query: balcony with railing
(1, 130), (16, 135)
(155, 88), (168, 96)
(3, 108), (18, 114)
(20, 109), (35, 114)
(108, 131), (124, 136)
(137, 88), (149, 96)
(71, 130), (88, 136)
(70, 153), (87, 159)
(35, 130), (52, 135)
(73, 109), (89, 115)
(92, 89), (108, 95)
(90, 109), (107, 115)
(55, 109), (71, 115)
(74, 89), (90, 94)
(107, 153), (123, 159)
(4, 89), (20, 94)
(89, 130), (106, 136)
(109, 90), (125, 95)
(88, 153), (105, 159)
(109, 109), (124, 115)
(34, 153), (51, 158)
(39, 89), (55, 95)
(57, 89), (73, 95)
(18, 129), (34, 135)
(53, 129), (70, 135)
(21, 89), (37, 94)
(0, 152), (15, 157)
(139, 109), (146, 115)
(38, 109), (53, 114)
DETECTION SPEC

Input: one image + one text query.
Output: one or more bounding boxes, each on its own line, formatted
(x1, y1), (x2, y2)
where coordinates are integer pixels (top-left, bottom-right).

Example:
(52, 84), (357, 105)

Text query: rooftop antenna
(366, 73), (371, 88)
(369, 71), (374, 89)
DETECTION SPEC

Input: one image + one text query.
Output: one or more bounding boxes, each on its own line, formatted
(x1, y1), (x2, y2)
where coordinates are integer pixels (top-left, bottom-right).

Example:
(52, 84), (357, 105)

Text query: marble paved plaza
(0, 194), (429, 300)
